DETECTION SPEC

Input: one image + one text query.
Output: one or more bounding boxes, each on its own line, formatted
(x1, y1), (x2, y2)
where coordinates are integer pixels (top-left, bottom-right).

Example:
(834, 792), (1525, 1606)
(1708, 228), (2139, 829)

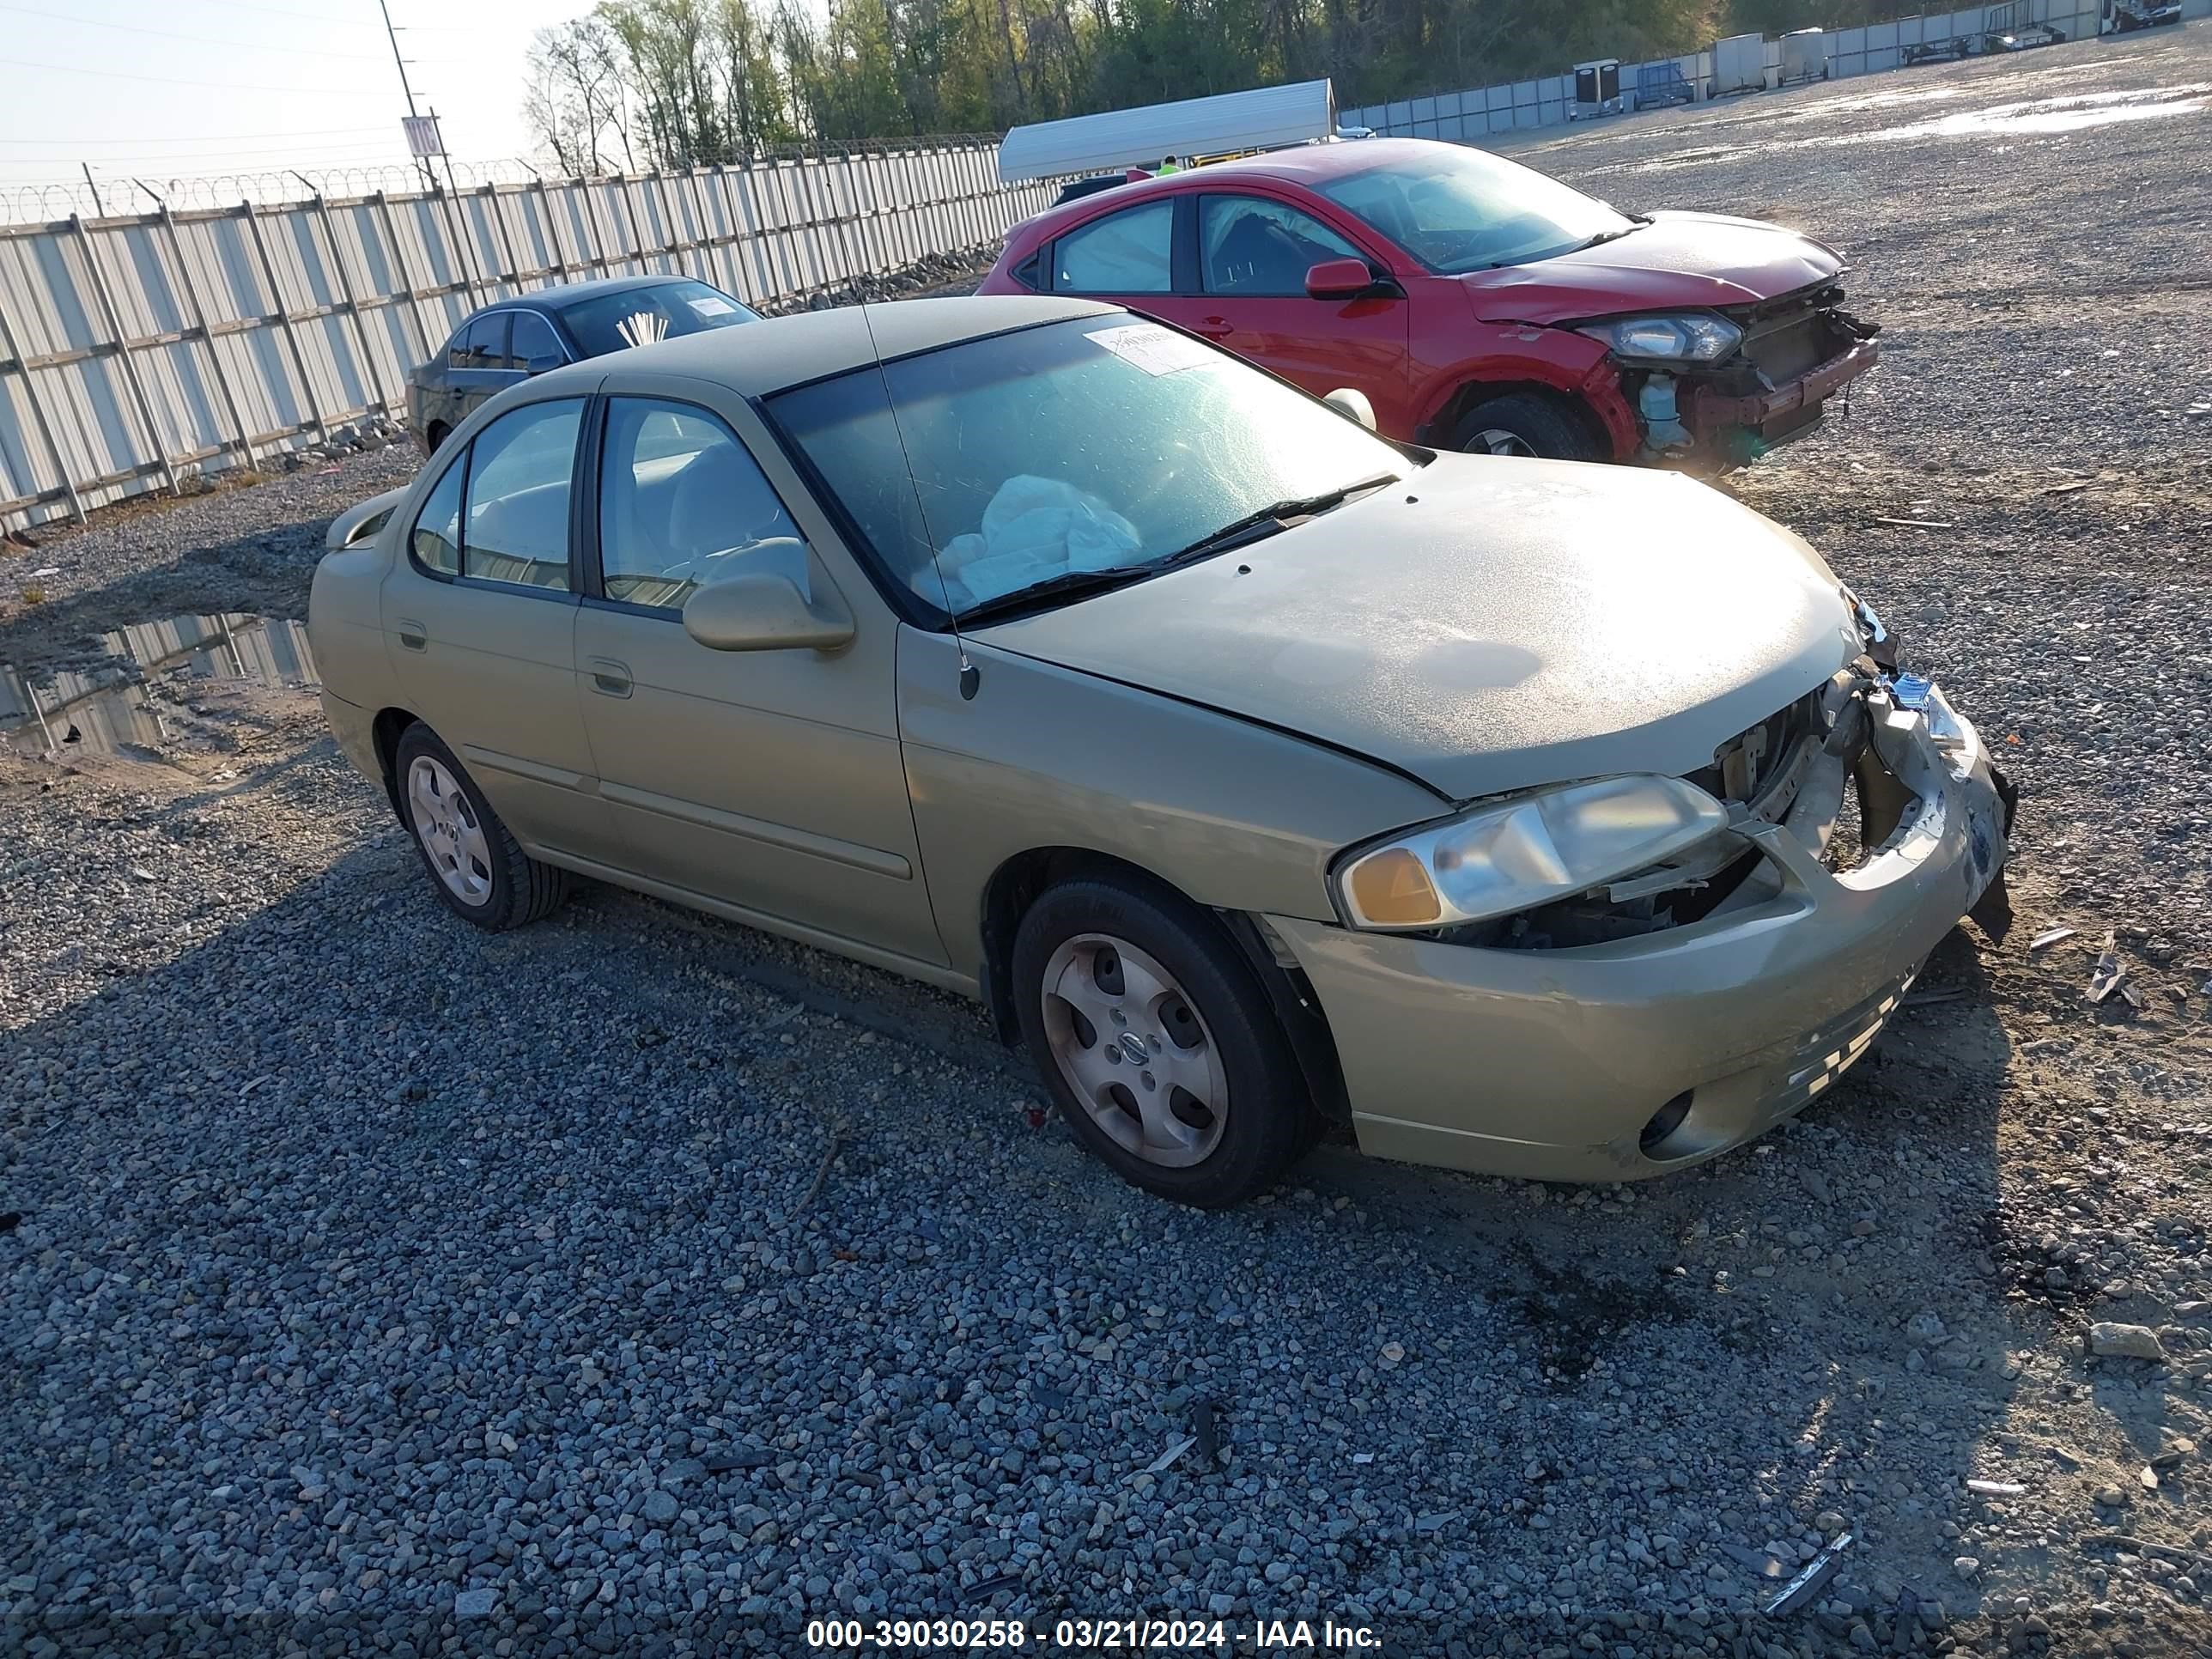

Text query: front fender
(1409, 319), (1638, 458)
(896, 627), (1447, 986)
(325, 487), (409, 553)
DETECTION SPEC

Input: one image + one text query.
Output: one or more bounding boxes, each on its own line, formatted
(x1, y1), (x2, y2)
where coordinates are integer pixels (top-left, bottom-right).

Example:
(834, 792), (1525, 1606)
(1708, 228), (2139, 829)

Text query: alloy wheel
(1468, 427), (1538, 457)
(1040, 933), (1227, 1168)
(407, 754), (493, 906)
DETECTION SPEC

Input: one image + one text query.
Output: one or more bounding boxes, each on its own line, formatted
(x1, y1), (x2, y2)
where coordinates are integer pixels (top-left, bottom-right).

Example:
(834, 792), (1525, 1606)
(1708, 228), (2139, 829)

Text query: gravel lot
(5, 29), (2212, 1659)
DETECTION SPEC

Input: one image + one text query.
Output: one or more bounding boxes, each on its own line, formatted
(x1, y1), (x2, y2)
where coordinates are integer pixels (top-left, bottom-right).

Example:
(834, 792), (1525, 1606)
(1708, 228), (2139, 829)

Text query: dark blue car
(405, 275), (761, 453)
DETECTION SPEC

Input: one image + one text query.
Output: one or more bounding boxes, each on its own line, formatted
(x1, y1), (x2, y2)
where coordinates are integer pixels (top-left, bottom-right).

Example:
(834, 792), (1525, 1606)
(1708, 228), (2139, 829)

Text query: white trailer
(995, 80), (1339, 185)
(1711, 33), (1768, 96)
(1780, 28), (1830, 84)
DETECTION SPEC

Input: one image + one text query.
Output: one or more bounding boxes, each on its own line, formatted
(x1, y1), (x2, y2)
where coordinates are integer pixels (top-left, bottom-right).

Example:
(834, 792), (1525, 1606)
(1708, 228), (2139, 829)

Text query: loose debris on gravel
(4, 35), (2211, 1659)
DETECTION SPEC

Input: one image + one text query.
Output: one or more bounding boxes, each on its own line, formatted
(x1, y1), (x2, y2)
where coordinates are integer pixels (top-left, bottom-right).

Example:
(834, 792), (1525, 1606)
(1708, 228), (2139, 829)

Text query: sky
(0, 0), (577, 190)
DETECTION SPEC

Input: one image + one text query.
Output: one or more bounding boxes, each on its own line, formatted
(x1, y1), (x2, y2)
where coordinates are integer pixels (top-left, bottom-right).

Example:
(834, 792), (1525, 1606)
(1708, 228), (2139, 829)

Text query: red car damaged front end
(1458, 209), (1881, 468)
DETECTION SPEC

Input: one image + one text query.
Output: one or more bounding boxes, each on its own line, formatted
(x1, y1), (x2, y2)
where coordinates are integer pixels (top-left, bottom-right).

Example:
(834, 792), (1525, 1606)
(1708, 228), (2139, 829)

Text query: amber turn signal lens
(1346, 848), (1441, 927)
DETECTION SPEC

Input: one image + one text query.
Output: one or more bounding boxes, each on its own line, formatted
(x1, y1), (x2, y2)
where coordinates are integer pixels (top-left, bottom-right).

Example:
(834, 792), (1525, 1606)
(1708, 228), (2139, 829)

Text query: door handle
(396, 618), (427, 652)
(1194, 318), (1235, 338)
(586, 657), (632, 697)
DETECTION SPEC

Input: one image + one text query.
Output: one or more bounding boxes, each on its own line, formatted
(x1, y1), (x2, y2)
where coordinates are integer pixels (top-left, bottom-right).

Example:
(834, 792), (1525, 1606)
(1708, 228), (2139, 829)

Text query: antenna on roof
(854, 300), (979, 701)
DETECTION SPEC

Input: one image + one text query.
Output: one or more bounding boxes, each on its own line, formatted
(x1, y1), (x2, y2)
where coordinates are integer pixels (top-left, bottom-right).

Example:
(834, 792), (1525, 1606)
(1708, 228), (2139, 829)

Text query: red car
(979, 138), (1880, 468)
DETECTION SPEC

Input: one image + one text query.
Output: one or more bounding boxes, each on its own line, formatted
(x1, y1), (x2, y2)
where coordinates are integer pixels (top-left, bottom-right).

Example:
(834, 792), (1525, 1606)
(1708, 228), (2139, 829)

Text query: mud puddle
(1863, 82), (2210, 139)
(1586, 82), (2209, 175)
(1, 611), (317, 758)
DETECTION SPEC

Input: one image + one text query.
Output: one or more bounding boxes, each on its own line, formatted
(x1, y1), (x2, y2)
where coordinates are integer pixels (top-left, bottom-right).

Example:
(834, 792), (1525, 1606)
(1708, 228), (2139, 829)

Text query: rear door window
(458, 399), (584, 591)
(1051, 200), (1175, 295)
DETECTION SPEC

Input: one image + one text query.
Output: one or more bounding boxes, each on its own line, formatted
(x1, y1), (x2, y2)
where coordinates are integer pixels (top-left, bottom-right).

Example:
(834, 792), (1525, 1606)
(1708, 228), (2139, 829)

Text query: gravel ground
(5, 32), (2212, 1659)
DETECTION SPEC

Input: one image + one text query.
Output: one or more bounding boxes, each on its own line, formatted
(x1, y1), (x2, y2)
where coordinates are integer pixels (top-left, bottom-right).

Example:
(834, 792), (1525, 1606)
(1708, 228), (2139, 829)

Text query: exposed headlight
(1335, 775), (1730, 932)
(1577, 314), (1743, 362)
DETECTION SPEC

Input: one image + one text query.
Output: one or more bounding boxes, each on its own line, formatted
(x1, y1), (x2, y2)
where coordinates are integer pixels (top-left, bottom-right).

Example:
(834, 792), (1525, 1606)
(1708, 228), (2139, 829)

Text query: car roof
(484, 273), (701, 313)
(532, 295), (1120, 399)
(1016, 137), (1453, 239)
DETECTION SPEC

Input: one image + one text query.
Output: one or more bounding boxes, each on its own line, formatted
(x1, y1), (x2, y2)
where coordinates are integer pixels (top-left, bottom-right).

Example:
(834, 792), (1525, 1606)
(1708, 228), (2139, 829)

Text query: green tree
(529, 0), (1844, 167)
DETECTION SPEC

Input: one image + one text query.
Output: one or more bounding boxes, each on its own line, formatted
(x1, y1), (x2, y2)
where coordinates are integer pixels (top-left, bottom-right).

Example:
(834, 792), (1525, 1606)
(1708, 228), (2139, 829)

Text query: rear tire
(394, 724), (568, 932)
(1455, 392), (1602, 460)
(1012, 873), (1312, 1207)
(424, 421), (451, 455)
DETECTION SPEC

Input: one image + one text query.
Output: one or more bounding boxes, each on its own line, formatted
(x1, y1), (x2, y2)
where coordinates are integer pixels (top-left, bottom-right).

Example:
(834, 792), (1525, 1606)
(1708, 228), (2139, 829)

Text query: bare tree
(524, 18), (634, 175)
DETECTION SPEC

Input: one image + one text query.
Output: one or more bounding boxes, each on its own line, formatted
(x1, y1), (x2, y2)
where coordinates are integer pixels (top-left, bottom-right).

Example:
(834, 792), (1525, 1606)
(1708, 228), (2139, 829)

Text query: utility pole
(429, 105), (465, 201)
(378, 0), (438, 191)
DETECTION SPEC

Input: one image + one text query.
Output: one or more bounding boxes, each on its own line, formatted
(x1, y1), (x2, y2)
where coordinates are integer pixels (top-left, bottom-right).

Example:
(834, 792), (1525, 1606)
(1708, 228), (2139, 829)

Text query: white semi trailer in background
(995, 79), (1343, 185)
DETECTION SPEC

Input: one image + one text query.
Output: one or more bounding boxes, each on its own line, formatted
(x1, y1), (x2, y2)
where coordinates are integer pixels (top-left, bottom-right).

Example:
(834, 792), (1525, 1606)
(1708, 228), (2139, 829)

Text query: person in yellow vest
(1156, 155), (1181, 175)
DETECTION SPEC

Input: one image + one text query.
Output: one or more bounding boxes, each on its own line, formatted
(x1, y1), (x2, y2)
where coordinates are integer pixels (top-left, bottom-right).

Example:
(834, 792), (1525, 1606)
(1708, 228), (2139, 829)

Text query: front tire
(1012, 874), (1312, 1207)
(1454, 392), (1602, 460)
(394, 724), (568, 931)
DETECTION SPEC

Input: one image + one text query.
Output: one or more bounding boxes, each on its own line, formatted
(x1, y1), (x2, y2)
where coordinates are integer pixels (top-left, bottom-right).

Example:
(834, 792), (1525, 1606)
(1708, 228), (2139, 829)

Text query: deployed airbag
(935, 475), (1140, 609)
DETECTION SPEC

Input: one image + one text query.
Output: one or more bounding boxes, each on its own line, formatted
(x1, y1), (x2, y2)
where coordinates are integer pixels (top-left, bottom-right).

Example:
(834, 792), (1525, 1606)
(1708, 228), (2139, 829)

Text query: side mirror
(1306, 258), (1376, 300)
(524, 354), (563, 375)
(682, 555), (854, 653)
(1322, 388), (1377, 430)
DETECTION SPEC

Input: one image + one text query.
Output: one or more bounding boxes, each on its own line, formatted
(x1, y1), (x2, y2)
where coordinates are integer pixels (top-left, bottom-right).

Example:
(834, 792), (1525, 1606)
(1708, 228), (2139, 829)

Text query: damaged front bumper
(1685, 335), (1881, 453)
(1616, 289), (1882, 467)
(1267, 673), (2011, 1184)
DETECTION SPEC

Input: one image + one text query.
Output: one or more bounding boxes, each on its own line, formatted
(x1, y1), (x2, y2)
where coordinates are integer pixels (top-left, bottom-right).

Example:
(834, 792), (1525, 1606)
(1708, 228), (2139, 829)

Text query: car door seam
(596, 781), (911, 879)
(457, 744), (592, 793)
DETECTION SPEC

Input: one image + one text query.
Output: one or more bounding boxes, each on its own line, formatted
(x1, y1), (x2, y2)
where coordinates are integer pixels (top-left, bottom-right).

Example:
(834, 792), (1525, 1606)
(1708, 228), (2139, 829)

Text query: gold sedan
(313, 296), (2012, 1206)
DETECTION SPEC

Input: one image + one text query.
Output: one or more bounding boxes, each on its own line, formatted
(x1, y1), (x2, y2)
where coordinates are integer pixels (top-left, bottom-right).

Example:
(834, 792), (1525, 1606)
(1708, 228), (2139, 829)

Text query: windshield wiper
(1162, 472), (1402, 565)
(952, 564), (1160, 627)
(1577, 223), (1645, 251)
(1476, 222), (1646, 270)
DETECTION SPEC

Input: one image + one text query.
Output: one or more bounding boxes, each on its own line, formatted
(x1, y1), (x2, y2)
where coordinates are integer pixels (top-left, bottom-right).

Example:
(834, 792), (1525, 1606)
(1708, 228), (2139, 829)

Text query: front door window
(459, 400), (584, 591)
(1200, 196), (1364, 295)
(596, 398), (806, 610)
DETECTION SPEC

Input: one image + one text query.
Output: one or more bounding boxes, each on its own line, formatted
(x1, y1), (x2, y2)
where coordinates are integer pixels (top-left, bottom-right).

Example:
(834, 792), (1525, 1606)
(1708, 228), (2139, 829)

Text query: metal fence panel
(2, 139), (1048, 531)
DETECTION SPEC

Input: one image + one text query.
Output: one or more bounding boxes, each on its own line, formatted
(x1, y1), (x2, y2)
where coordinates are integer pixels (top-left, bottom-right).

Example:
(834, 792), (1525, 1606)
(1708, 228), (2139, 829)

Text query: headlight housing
(1336, 775), (1730, 932)
(1577, 313), (1743, 362)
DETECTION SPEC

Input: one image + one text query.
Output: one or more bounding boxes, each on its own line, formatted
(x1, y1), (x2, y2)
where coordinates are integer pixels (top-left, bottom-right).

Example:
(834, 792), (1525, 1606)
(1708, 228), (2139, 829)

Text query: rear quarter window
(1051, 200), (1174, 295)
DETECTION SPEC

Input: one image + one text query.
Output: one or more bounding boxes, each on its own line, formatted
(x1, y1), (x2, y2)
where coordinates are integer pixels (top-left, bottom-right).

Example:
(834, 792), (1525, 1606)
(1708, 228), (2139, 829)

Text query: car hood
(1462, 210), (1846, 325)
(971, 457), (1861, 805)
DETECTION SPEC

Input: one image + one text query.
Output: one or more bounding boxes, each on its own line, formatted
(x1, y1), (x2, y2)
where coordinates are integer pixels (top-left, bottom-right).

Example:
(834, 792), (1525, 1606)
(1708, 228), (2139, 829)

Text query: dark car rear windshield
(557, 281), (759, 358)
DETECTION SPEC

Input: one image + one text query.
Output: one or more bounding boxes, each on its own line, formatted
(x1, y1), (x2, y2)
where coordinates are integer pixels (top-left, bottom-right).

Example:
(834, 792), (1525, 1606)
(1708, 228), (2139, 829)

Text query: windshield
(557, 280), (759, 357)
(1316, 146), (1632, 274)
(767, 314), (1410, 623)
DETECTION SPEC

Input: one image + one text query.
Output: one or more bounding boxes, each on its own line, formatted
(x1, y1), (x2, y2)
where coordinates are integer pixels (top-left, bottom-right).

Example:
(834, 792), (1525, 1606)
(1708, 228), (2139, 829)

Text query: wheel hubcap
(1040, 933), (1226, 1168)
(1468, 427), (1536, 457)
(407, 754), (493, 906)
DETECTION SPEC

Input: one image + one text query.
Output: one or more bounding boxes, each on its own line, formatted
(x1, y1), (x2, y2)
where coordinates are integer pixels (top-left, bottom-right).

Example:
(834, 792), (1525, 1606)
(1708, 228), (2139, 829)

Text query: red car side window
(1052, 200), (1174, 295)
(1200, 196), (1364, 296)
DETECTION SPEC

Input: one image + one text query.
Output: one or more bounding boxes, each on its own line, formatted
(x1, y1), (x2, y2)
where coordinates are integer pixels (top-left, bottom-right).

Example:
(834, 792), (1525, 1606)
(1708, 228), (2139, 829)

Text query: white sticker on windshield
(1088, 322), (1216, 376)
(687, 294), (738, 317)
